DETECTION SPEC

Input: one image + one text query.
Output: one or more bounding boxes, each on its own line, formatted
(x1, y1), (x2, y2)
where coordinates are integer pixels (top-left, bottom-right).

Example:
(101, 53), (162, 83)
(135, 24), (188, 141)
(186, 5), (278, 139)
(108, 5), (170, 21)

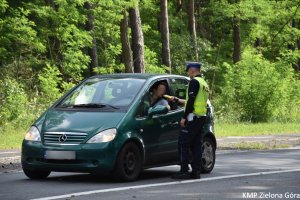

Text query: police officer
(171, 61), (209, 179)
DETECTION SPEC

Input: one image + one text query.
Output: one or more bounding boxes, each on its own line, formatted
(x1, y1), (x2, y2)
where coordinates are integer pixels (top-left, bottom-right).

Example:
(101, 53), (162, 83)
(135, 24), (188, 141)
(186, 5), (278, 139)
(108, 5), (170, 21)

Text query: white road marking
(31, 168), (300, 200)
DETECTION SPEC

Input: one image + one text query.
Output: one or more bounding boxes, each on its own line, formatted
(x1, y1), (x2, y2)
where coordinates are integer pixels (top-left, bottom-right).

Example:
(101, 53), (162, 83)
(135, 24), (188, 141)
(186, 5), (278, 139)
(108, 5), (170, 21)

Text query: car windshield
(56, 78), (145, 110)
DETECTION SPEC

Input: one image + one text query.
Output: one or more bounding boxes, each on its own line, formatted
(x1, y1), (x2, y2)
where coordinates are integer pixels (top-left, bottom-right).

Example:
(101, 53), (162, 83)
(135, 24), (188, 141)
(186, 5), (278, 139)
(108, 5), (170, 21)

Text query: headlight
(86, 128), (117, 143)
(25, 126), (41, 141)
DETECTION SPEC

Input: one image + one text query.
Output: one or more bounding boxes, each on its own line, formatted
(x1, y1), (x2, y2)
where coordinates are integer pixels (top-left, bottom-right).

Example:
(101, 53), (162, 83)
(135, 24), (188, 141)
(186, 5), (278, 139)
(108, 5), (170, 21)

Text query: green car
(22, 74), (216, 181)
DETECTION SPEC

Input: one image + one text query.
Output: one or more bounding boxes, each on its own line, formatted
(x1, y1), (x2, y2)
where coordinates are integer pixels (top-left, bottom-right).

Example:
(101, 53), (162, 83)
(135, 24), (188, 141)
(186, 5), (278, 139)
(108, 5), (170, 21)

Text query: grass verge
(235, 142), (290, 150)
(215, 122), (300, 137)
(0, 123), (26, 150)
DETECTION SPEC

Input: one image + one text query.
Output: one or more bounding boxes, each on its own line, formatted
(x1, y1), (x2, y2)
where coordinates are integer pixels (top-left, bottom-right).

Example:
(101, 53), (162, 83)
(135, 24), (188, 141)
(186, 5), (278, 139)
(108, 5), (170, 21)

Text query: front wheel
(23, 168), (51, 179)
(113, 143), (142, 181)
(201, 137), (216, 173)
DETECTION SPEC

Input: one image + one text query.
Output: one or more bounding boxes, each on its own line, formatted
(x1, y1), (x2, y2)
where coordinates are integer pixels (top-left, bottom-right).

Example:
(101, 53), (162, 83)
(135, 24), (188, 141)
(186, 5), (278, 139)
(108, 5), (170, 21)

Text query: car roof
(89, 73), (187, 80)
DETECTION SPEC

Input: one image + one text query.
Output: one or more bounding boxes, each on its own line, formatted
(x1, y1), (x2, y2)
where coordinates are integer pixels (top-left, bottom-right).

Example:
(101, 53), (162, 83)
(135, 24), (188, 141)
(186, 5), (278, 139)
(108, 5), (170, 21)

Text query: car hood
(41, 110), (126, 134)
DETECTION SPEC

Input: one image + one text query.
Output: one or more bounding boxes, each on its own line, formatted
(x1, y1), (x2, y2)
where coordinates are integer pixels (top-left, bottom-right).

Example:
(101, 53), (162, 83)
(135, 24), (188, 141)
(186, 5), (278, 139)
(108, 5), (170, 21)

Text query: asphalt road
(0, 149), (300, 200)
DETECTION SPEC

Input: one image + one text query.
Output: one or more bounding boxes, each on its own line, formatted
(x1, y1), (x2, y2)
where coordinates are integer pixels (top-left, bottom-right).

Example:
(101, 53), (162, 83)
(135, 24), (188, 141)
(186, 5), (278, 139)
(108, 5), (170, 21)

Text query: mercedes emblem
(58, 134), (67, 143)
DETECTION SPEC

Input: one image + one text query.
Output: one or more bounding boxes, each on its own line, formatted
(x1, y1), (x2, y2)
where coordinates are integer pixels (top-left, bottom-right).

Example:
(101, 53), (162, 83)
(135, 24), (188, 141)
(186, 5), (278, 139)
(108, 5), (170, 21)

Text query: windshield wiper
(98, 103), (119, 109)
(72, 103), (119, 109)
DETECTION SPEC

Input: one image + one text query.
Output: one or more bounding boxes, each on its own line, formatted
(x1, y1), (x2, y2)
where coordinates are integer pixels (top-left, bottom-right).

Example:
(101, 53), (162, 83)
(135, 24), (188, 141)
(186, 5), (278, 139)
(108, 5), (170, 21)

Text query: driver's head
(151, 82), (167, 98)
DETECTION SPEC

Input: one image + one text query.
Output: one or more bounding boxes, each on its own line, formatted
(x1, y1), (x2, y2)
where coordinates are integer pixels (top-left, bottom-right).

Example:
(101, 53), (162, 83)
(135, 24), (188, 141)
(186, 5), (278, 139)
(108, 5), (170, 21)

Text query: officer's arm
(177, 98), (186, 104)
(164, 95), (185, 104)
(182, 79), (200, 119)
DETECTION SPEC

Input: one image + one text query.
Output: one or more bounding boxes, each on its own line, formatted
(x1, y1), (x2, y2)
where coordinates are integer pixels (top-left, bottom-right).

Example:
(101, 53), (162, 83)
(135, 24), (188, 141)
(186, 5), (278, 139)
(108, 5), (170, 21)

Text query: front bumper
(21, 140), (117, 174)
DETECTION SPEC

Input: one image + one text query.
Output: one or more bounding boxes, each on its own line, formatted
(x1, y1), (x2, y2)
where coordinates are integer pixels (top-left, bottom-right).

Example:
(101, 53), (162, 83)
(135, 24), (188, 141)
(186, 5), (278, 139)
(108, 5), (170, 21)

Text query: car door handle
(169, 121), (179, 126)
(161, 124), (167, 128)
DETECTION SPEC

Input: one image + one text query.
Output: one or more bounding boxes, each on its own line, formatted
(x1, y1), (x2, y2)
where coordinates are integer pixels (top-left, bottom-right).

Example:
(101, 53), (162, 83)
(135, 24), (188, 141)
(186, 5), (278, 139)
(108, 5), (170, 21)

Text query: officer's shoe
(171, 172), (190, 179)
(190, 171), (201, 179)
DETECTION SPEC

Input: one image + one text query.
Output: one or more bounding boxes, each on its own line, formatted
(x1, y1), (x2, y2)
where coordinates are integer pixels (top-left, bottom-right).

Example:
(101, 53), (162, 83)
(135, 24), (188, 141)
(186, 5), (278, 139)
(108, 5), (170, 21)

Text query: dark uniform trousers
(178, 116), (206, 173)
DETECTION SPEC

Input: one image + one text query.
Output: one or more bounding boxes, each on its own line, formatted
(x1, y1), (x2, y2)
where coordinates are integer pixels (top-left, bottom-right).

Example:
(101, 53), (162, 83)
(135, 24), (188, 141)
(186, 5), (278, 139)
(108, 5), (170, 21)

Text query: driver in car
(150, 81), (170, 110)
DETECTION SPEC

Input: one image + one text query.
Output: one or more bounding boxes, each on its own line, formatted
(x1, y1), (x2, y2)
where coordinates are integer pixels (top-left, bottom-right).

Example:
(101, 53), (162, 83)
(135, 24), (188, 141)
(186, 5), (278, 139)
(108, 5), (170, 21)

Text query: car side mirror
(148, 105), (168, 117)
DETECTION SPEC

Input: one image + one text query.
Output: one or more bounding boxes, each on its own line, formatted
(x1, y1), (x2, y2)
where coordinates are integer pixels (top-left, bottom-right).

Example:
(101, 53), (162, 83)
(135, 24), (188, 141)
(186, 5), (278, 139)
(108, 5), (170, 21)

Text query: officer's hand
(180, 118), (186, 127)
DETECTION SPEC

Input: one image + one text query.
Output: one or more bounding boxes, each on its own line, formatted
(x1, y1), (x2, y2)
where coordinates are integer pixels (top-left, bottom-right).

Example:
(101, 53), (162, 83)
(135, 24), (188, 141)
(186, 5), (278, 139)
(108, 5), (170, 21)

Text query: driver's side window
(136, 80), (172, 118)
(169, 78), (188, 109)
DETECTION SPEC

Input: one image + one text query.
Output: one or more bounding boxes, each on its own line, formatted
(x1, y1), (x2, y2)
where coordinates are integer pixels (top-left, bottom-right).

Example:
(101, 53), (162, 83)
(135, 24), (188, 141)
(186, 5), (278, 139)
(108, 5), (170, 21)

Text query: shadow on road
(20, 169), (176, 184)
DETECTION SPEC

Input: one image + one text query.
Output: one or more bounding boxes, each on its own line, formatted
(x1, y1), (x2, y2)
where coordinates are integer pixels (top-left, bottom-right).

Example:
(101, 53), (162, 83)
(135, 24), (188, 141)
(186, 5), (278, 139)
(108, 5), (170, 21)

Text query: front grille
(43, 132), (88, 145)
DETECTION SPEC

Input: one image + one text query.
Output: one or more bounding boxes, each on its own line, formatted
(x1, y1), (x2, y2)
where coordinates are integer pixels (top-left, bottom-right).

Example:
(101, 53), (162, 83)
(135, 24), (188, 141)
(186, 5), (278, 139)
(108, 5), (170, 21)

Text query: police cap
(186, 61), (202, 71)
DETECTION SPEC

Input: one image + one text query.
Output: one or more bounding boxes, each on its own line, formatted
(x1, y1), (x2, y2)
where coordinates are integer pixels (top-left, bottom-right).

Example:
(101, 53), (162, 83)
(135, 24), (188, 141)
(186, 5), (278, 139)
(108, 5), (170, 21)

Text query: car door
(134, 79), (181, 165)
(165, 77), (189, 159)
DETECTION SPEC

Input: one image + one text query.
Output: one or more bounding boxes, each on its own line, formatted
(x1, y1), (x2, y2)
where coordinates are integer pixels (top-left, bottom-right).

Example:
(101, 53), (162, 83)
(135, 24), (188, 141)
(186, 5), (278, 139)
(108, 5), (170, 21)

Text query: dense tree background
(0, 0), (300, 129)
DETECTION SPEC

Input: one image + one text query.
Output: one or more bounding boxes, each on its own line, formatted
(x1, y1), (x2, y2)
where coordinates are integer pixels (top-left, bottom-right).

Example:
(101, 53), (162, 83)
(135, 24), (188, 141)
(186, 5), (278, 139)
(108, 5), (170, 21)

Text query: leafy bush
(38, 64), (62, 106)
(214, 48), (300, 122)
(0, 78), (27, 124)
(145, 46), (166, 73)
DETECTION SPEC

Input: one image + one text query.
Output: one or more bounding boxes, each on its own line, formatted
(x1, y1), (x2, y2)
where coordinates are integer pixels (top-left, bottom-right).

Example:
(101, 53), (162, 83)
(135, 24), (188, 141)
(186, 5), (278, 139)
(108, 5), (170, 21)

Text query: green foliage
(38, 65), (62, 105)
(144, 46), (166, 73)
(0, 0), (8, 13)
(215, 47), (300, 122)
(0, 0), (300, 135)
(169, 34), (191, 75)
(0, 5), (45, 65)
(93, 1), (125, 73)
(94, 63), (125, 75)
(0, 79), (27, 123)
(27, 0), (92, 81)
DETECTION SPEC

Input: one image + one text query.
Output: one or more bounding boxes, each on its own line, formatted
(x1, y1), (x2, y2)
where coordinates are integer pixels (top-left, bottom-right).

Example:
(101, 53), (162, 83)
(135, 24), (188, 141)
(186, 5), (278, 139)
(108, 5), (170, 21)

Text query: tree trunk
(129, 6), (145, 73)
(296, 19), (300, 72)
(232, 15), (241, 63)
(195, 0), (203, 37)
(176, 0), (183, 14)
(84, 2), (98, 76)
(44, 0), (64, 74)
(254, 38), (261, 48)
(160, 0), (171, 73)
(120, 10), (134, 73)
(289, 19), (300, 72)
(254, 18), (261, 48)
(44, 0), (59, 11)
(187, 0), (198, 60)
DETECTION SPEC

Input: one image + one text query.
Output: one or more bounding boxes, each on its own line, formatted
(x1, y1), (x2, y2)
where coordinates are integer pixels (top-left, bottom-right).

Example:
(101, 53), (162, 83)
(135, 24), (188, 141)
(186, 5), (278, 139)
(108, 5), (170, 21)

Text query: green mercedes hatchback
(22, 74), (216, 181)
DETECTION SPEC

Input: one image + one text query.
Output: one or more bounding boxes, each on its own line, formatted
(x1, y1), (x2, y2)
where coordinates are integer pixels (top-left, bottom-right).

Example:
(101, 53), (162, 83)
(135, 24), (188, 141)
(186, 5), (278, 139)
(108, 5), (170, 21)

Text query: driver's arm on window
(161, 99), (171, 111)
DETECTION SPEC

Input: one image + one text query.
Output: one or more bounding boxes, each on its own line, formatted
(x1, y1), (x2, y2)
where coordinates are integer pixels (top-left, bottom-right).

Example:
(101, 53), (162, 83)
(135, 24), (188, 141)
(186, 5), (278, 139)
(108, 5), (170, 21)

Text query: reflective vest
(185, 77), (209, 116)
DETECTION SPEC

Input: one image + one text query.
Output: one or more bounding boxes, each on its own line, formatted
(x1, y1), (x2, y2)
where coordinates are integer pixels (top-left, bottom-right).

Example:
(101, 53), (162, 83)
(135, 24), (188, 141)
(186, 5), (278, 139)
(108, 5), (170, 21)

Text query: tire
(23, 168), (51, 179)
(201, 137), (216, 173)
(113, 142), (142, 181)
